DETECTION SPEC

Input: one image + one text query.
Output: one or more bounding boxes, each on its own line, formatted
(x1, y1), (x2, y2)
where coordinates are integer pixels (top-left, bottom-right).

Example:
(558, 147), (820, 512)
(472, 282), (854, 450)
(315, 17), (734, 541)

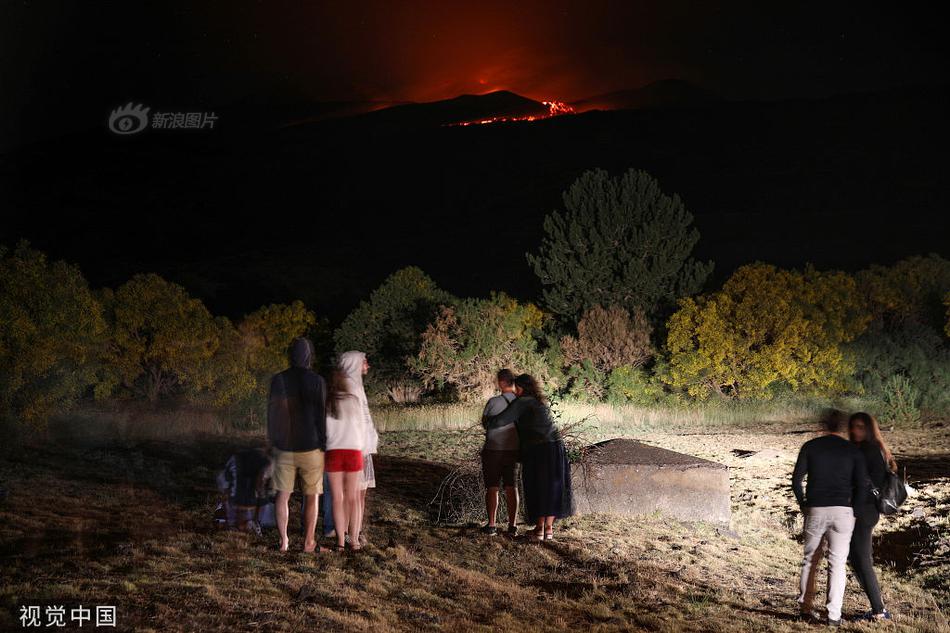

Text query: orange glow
(451, 100), (575, 126)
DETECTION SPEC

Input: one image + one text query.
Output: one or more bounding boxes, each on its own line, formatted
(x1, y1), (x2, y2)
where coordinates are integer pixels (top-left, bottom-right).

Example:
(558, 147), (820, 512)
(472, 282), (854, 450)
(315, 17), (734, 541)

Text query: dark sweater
(485, 396), (559, 447)
(792, 434), (869, 509)
(267, 367), (327, 452)
(854, 440), (888, 519)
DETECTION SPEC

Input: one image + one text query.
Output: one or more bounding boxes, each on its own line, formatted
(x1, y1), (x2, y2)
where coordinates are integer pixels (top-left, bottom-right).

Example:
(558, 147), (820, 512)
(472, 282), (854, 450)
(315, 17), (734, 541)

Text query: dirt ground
(0, 419), (947, 632)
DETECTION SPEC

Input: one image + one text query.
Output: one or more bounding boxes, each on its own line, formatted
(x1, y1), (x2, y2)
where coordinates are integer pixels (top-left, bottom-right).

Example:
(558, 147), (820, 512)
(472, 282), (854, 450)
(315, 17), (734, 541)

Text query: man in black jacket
(792, 409), (870, 626)
(267, 337), (327, 552)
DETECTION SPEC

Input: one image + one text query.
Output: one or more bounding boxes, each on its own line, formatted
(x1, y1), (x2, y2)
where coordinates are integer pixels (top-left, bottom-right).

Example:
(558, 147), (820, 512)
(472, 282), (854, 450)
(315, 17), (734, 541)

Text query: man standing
(267, 337), (327, 552)
(792, 409), (870, 626)
(480, 368), (519, 537)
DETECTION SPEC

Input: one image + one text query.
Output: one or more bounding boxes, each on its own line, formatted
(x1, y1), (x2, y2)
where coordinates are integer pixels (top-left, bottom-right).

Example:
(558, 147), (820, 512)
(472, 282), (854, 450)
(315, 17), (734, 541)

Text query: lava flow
(452, 100), (575, 126)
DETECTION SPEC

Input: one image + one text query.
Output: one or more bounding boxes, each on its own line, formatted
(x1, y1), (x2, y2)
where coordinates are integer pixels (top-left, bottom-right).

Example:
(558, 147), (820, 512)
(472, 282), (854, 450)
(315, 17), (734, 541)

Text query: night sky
(2, 2), (945, 148)
(1, 2), (948, 321)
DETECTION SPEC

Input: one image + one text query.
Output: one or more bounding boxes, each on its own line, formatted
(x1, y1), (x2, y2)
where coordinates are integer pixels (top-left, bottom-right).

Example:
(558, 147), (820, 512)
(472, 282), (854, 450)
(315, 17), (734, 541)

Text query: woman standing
(324, 366), (368, 551)
(485, 374), (573, 541)
(339, 351), (378, 546)
(848, 412), (895, 621)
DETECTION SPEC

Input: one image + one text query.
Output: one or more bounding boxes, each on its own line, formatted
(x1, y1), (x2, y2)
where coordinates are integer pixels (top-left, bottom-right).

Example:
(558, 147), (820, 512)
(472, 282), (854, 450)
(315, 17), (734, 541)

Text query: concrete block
(572, 438), (731, 524)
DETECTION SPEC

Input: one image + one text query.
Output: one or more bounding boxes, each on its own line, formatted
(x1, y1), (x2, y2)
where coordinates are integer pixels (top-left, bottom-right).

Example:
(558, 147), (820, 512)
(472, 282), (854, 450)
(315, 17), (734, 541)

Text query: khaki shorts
(272, 448), (324, 495)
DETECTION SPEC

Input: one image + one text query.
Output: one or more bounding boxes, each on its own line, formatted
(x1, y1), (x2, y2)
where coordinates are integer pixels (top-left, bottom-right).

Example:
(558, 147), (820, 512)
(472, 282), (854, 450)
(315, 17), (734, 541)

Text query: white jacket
(325, 395), (368, 452)
(339, 350), (379, 455)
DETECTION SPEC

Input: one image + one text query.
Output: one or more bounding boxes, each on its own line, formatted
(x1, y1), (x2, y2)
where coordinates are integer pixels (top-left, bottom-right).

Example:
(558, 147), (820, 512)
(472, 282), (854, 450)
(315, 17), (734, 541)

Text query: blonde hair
(850, 412), (897, 473)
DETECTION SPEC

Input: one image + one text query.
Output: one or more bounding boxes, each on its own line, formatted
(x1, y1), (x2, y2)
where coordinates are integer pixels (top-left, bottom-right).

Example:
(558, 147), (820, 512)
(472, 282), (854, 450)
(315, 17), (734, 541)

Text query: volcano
(346, 90), (556, 127)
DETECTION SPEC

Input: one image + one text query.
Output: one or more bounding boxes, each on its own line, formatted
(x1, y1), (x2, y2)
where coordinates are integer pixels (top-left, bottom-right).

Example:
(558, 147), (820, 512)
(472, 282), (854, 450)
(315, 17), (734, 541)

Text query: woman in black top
(485, 374), (574, 541)
(848, 412), (897, 621)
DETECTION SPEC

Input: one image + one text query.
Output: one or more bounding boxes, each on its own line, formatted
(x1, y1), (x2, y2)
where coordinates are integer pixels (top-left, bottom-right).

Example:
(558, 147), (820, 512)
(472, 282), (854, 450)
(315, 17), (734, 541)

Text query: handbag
(873, 468), (908, 515)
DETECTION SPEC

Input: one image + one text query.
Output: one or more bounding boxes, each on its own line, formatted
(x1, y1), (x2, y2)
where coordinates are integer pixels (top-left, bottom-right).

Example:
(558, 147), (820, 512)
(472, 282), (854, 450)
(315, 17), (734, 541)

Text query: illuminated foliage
(411, 293), (551, 401)
(335, 266), (455, 392)
(205, 301), (318, 407)
(561, 304), (652, 374)
(527, 168), (713, 321)
(0, 242), (109, 428)
(856, 254), (950, 329)
(665, 263), (869, 399)
(106, 274), (221, 401)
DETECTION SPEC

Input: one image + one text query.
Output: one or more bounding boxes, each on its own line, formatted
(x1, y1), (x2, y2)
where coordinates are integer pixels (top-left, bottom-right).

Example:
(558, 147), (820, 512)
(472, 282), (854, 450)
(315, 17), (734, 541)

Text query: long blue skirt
(521, 440), (575, 522)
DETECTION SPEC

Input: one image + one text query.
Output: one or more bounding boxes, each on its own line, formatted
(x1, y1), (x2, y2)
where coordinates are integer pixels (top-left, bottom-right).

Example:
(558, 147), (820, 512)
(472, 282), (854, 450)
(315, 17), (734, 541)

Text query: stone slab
(572, 438), (731, 524)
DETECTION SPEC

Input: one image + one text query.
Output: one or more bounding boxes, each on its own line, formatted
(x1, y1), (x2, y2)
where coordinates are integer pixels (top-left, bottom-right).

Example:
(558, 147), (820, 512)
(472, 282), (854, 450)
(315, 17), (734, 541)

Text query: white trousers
(798, 506), (856, 621)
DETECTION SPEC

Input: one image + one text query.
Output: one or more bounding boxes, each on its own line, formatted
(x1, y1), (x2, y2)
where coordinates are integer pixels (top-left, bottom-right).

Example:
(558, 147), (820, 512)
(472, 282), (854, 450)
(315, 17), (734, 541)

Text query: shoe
(525, 528), (543, 542)
(506, 525), (518, 538)
(855, 610), (892, 622)
(798, 612), (819, 624)
(827, 618), (841, 627)
(480, 525), (498, 536)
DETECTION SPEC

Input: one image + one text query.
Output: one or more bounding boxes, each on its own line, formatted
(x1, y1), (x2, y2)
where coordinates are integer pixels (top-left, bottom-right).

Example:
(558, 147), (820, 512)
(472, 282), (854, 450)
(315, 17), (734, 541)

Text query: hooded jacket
(266, 338), (327, 452)
(338, 350), (379, 455)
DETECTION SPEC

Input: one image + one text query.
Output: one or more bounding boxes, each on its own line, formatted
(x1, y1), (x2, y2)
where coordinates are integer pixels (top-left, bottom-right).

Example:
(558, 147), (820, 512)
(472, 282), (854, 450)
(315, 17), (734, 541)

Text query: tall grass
(372, 396), (873, 435)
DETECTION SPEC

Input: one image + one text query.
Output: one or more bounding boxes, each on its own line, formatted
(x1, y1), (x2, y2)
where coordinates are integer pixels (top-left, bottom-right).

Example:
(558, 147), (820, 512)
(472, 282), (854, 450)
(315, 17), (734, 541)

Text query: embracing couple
(479, 369), (574, 542)
(793, 409), (899, 626)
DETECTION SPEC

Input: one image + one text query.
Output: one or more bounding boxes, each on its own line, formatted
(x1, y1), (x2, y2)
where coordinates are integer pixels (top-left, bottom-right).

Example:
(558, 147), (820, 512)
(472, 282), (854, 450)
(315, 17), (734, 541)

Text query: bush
(527, 168), (713, 322)
(561, 305), (652, 373)
(0, 242), (109, 428)
(848, 321), (950, 419)
(857, 254), (950, 330)
(880, 374), (922, 427)
(411, 293), (551, 401)
(606, 365), (666, 406)
(563, 360), (606, 402)
(335, 267), (454, 395)
(666, 263), (869, 399)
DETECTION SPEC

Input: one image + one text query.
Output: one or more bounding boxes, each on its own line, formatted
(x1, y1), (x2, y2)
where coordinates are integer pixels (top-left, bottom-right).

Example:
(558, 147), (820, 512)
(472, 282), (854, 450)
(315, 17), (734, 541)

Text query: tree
(0, 242), (109, 428)
(106, 274), (221, 401)
(410, 293), (551, 401)
(527, 169), (713, 321)
(239, 301), (318, 379)
(335, 267), (455, 393)
(560, 305), (652, 374)
(666, 263), (869, 399)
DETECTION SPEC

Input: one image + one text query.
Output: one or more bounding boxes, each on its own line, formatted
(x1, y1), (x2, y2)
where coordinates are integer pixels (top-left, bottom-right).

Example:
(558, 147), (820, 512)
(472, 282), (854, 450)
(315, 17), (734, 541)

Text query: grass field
(0, 405), (947, 632)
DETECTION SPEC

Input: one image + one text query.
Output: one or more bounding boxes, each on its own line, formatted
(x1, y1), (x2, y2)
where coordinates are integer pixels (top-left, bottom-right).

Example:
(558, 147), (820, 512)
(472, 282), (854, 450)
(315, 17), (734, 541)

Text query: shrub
(857, 254), (950, 330)
(606, 365), (665, 406)
(666, 263), (869, 399)
(561, 305), (652, 373)
(880, 374), (922, 427)
(527, 168), (713, 322)
(335, 267), (454, 394)
(563, 360), (606, 402)
(848, 321), (950, 419)
(0, 242), (109, 428)
(411, 293), (550, 401)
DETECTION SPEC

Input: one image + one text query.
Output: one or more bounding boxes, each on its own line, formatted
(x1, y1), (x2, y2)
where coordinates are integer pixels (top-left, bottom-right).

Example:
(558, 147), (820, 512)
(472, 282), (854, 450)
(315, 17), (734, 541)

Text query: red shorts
(324, 449), (364, 473)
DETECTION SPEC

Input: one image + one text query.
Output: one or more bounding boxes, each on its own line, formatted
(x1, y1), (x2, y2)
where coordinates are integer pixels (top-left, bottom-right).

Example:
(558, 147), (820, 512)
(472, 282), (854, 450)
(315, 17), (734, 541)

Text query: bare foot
(278, 540), (289, 552)
(303, 540), (318, 553)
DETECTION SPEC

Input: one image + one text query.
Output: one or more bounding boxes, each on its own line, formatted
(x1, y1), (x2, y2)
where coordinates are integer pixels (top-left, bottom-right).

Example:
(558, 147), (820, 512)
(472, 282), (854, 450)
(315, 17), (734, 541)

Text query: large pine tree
(527, 168), (713, 321)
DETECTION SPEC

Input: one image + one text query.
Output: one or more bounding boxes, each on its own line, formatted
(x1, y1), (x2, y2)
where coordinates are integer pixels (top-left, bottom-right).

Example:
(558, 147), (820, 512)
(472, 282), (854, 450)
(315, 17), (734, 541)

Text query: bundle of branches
(428, 406), (596, 526)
